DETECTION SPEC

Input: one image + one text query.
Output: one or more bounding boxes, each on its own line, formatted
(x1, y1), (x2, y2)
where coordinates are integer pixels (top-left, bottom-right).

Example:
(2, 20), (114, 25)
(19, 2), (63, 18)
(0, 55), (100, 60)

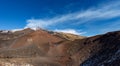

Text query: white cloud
(11, 28), (23, 32)
(23, 1), (120, 37)
(25, 1), (120, 29)
(54, 29), (86, 35)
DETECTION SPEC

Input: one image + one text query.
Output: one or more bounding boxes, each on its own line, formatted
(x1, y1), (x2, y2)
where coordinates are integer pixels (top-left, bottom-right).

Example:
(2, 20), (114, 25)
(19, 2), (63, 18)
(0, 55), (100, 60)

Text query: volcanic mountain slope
(0, 28), (85, 66)
(0, 28), (34, 48)
(53, 32), (85, 41)
(0, 28), (120, 66)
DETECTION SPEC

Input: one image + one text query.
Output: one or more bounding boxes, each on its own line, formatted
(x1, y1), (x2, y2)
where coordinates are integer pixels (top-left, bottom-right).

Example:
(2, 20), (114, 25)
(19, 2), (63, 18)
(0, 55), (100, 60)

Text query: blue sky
(0, 0), (120, 36)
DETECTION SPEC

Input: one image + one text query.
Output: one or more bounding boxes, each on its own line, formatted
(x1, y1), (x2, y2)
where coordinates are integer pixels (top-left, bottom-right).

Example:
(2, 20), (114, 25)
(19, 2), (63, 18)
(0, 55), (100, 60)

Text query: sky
(0, 0), (120, 36)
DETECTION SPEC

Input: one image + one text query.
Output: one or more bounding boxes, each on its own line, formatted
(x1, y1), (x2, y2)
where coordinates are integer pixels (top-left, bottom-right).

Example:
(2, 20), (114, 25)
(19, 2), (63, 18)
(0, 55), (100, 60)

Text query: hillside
(0, 28), (119, 66)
